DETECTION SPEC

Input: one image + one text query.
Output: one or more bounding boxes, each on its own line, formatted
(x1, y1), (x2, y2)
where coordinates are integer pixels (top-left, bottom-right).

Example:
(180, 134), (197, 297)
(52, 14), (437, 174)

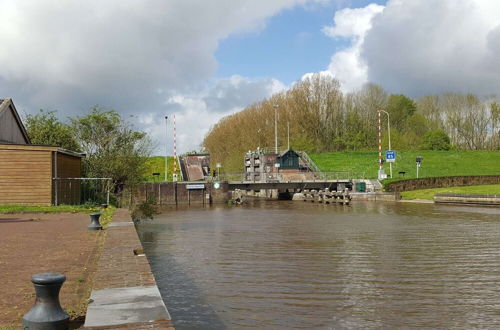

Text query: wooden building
(278, 149), (300, 170)
(0, 98), (84, 205)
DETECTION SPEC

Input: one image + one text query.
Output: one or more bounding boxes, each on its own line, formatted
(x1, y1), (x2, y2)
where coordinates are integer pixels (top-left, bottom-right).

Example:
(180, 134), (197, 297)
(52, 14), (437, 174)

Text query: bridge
(221, 172), (362, 192)
(228, 179), (352, 191)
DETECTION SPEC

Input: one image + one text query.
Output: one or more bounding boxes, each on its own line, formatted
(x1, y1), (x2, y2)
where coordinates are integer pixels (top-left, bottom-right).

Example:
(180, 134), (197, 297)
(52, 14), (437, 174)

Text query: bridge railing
(218, 171), (365, 182)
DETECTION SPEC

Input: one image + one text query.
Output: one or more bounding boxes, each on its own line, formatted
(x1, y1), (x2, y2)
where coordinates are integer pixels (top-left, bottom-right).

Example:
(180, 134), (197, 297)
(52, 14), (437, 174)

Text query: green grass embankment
(310, 150), (500, 180)
(143, 156), (177, 182)
(401, 184), (500, 200)
(0, 205), (116, 227)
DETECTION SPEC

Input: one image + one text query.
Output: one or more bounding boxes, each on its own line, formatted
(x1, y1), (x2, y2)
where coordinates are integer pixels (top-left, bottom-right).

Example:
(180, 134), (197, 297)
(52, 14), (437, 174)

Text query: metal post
(287, 121), (290, 150)
(378, 111), (382, 175)
(274, 104), (278, 154)
(380, 110), (392, 178)
(106, 179), (110, 205)
(165, 116), (168, 182)
(23, 273), (69, 329)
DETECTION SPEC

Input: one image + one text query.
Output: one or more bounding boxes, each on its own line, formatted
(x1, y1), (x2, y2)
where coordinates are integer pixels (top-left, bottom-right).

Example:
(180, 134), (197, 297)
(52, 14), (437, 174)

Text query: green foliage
(386, 94), (417, 131)
(24, 110), (80, 151)
(311, 150), (500, 180)
(143, 156), (176, 182)
(71, 107), (153, 188)
(401, 184), (500, 200)
(132, 196), (159, 220)
(421, 130), (451, 150)
(0, 204), (99, 214)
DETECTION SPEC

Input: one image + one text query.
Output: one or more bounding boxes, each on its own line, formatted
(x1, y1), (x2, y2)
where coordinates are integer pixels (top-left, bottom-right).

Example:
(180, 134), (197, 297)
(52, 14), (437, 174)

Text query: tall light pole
(287, 121), (290, 150)
(164, 116), (168, 182)
(274, 104), (279, 154)
(378, 110), (392, 178)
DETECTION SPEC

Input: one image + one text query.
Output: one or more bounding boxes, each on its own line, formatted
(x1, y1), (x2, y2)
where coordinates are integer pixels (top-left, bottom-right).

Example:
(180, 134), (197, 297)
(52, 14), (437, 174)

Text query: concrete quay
(84, 209), (173, 329)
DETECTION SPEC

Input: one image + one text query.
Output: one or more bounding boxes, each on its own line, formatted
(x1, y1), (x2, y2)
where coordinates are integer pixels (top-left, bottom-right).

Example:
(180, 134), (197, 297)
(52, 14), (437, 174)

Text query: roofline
(0, 98), (31, 144)
(0, 142), (85, 158)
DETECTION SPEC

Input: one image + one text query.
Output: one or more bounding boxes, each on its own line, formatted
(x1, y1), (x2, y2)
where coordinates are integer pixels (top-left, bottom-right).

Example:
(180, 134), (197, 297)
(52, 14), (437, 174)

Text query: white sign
(186, 184), (205, 190)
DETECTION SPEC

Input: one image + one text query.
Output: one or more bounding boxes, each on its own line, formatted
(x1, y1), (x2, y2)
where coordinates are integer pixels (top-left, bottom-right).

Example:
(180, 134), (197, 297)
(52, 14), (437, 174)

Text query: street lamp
(378, 110), (392, 178)
(216, 163), (221, 180)
(165, 116), (168, 182)
(274, 104), (279, 154)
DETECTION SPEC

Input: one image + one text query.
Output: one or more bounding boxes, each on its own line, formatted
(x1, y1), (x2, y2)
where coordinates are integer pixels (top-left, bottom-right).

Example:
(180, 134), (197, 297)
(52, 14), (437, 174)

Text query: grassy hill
(143, 156), (177, 182)
(401, 184), (500, 200)
(310, 150), (500, 180)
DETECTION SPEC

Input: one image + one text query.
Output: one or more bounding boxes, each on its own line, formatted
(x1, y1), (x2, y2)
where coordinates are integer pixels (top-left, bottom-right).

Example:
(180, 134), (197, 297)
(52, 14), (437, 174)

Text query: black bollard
(22, 273), (69, 330)
(87, 212), (102, 231)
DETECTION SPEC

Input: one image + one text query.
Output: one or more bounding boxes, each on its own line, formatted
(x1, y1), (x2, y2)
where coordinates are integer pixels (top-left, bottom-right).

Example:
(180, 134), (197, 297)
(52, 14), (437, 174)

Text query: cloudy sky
(1, 0), (500, 154)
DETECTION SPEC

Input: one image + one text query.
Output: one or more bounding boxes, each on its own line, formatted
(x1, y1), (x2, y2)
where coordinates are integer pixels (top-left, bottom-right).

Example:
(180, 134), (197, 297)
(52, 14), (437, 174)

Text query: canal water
(136, 200), (500, 329)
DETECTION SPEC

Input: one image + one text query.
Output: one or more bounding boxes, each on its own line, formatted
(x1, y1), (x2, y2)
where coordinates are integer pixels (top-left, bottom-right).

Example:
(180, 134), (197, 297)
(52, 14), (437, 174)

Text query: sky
(1, 0), (500, 154)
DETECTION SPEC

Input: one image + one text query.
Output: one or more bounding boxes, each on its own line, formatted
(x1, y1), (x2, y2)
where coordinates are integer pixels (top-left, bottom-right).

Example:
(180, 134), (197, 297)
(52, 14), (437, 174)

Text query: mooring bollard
(22, 273), (69, 330)
(87, 212), (102, 231)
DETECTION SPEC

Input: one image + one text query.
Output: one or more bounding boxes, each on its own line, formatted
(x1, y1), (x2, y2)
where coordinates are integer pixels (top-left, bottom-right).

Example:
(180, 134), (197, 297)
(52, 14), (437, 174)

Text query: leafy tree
(24, 110), (80, 152)
(71, 107), (153, 189)
(421, 129), (451, 150)
(386, 94), (417, 131)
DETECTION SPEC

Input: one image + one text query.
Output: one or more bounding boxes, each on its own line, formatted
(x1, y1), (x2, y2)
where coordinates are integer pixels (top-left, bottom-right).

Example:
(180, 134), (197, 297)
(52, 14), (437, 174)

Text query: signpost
(416, 156), (423, 178)
(186, 184), (205, 190)
(385, 150), (396, 162)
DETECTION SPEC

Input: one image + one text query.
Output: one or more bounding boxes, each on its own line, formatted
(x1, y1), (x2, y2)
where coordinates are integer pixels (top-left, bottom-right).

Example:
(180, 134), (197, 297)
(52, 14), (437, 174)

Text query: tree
(24, 110), (80, 152)
(386, 94), (416, 131)
(421, 129), (451, 150)
(71, 107), (153, 188)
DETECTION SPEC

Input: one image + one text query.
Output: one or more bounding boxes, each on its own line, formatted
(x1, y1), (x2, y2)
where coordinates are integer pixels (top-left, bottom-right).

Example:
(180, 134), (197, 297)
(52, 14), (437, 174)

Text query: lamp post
(378, 110), (392, 178)
(164, 116), (168, 182)
(274, 104), (278, 154)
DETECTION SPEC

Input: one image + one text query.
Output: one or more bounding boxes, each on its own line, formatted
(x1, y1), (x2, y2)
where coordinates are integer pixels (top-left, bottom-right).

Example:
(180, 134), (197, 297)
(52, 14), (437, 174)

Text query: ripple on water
(137, 201), (500, 329)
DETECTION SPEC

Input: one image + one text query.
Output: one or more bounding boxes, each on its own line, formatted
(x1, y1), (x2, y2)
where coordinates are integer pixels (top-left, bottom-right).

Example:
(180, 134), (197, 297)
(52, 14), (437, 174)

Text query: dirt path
(0, 213), (105, 328)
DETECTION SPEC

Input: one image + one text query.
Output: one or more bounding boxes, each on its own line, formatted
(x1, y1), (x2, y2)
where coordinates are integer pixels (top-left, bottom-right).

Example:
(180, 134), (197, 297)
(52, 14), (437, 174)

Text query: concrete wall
(132, 182), (232, 206)
(350, 192), (401, 201)
(385, 175), (500, 192)
(434, 193), (500, 205)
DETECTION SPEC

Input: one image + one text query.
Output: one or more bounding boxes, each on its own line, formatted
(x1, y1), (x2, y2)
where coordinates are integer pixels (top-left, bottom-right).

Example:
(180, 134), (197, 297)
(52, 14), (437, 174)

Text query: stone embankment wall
(434, 193), (500, 206)
(84, 209), (173, 329)
(123, 182), (232, 206)
(385, 175), (500, 192)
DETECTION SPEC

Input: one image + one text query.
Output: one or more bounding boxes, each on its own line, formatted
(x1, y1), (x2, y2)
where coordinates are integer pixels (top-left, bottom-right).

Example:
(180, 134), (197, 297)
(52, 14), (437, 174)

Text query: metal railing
(217, 171), (365, 182)
(53, 177), (112, 206)
(297, 151), (321, 172)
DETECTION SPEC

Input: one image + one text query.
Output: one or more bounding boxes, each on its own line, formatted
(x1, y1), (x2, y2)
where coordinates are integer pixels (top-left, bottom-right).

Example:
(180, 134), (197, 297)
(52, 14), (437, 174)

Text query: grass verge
(311, 150), (500, 180)
(401, 184), (500, 200)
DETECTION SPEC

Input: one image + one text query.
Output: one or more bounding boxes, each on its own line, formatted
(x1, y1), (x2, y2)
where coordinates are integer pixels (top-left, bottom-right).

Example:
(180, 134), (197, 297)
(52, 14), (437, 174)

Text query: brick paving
(85, 209), (173, 329)
(0, 212), (105, 328)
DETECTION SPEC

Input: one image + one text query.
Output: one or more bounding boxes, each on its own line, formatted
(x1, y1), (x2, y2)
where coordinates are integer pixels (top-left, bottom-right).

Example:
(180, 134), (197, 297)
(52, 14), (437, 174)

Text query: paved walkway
(84, 209), (173, 329)
(0, 212), (104, 328)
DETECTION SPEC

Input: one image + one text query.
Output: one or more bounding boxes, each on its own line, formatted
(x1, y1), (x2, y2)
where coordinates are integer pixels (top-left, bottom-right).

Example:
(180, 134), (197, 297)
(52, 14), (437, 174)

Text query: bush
(421, 130), (451, 150)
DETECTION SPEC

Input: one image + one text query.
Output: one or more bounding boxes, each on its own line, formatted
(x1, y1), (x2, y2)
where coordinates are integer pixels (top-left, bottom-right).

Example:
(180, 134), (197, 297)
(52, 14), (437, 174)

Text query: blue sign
(386, 150), (396, 163)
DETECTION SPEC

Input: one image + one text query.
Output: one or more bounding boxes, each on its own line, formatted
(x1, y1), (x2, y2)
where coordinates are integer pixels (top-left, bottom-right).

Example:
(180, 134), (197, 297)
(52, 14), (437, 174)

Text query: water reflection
(136, 201), (500, 329)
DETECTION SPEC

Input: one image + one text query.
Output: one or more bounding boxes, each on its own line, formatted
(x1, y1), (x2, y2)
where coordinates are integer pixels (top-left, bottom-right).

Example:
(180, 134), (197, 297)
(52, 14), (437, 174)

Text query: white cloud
(139, 76), (286, 154)
(363, 0), (500, 96)
(321, 0), (500, 97)
(321, 4), (384, 92)
(0, 0), (321, 152)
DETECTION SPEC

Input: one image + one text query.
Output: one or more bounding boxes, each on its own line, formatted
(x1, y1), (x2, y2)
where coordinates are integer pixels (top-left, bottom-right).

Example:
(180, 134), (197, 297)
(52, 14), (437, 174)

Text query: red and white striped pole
(378, 110), (382, 172)
(173, 114), (177, 181)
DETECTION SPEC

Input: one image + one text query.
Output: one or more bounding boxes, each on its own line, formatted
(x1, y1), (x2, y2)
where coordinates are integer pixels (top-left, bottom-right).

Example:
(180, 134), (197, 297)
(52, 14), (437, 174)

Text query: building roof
(0, 98), (31, 144)
(0, 143), (85, 158)
(279, 148), (298, 158)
